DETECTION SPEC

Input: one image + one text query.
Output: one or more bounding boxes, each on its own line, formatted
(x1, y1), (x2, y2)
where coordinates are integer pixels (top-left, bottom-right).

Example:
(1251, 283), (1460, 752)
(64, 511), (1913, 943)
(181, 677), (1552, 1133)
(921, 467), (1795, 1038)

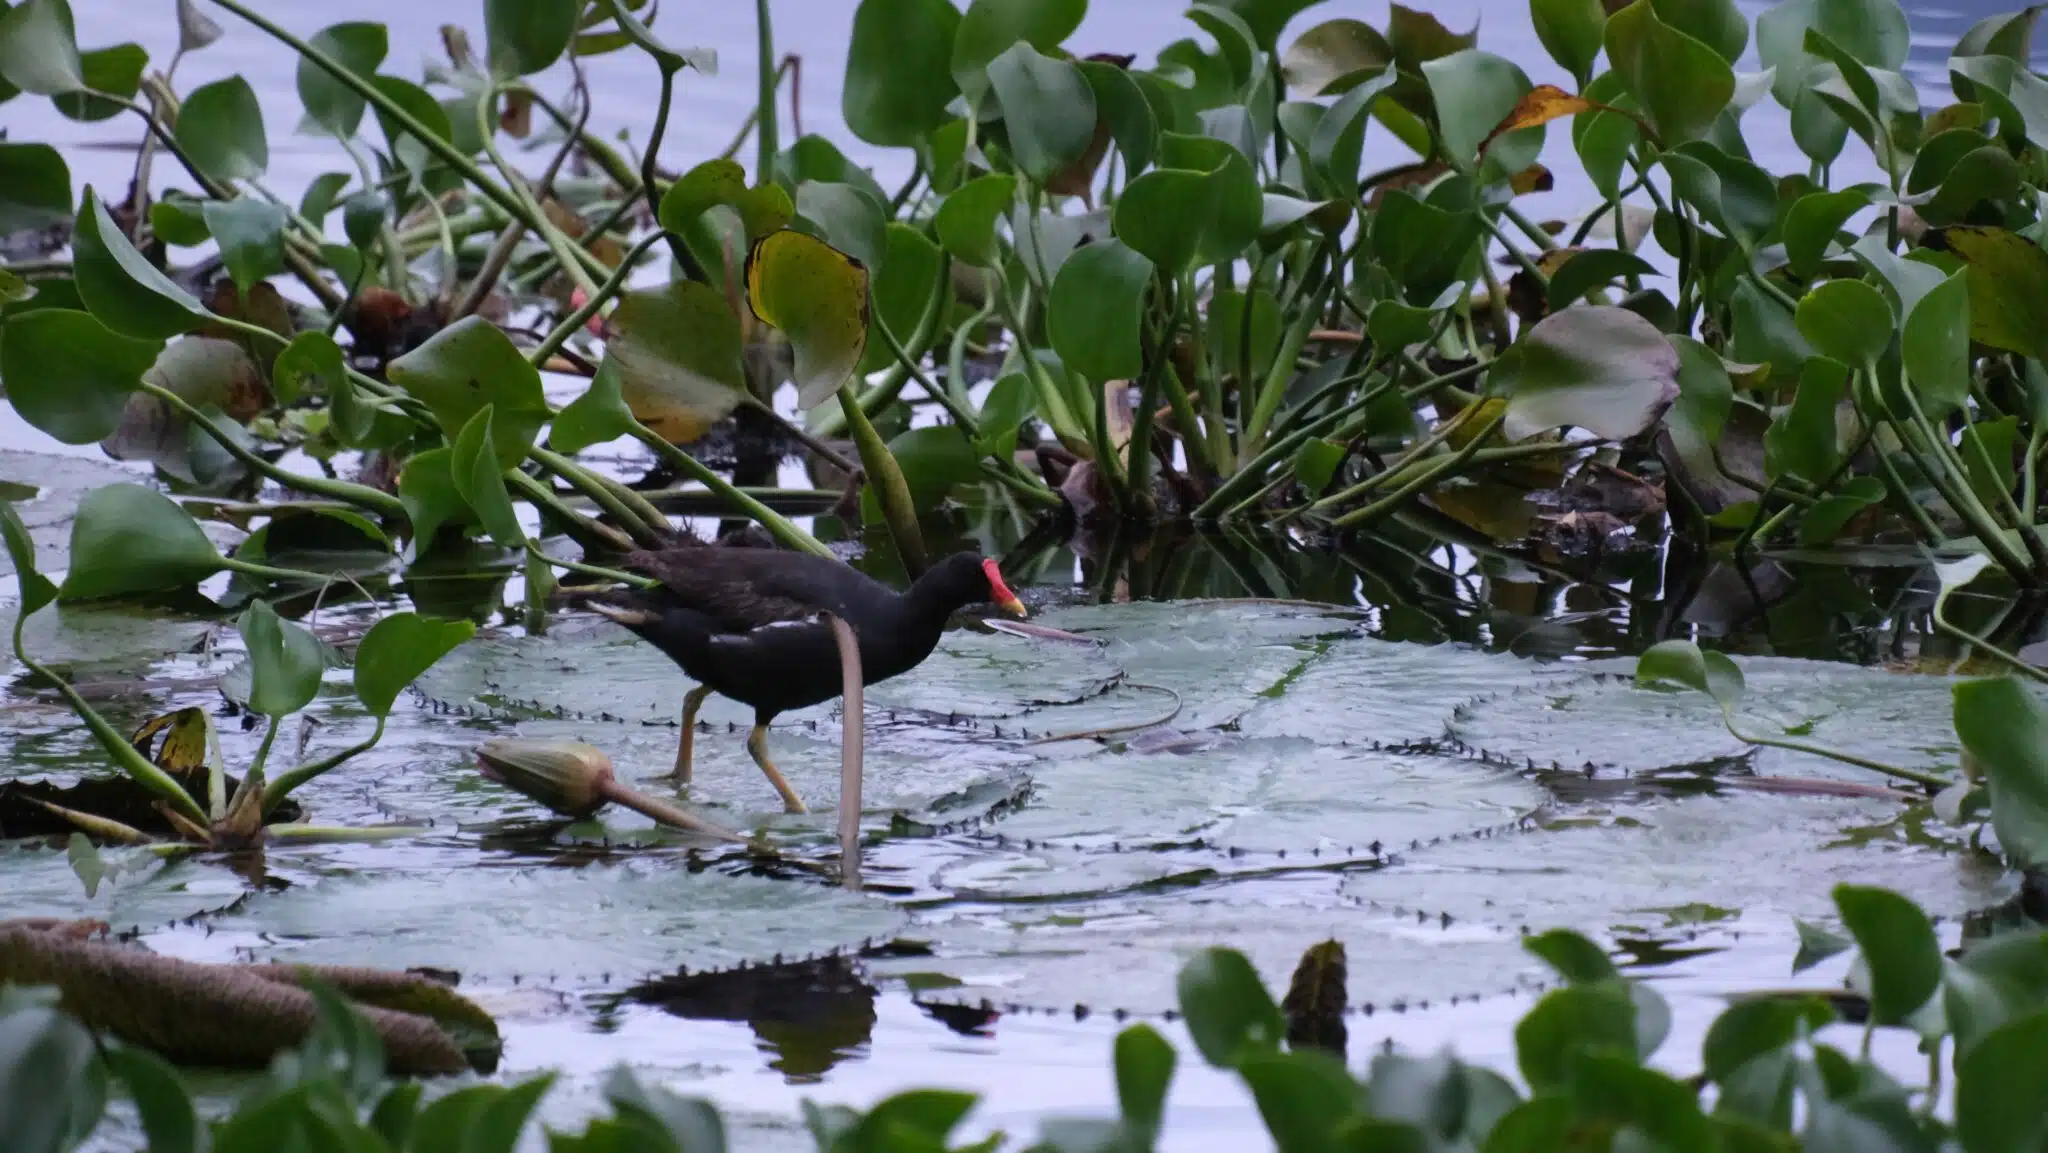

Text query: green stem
(262, 718), (384, 816)
(504, 468), (635, 553)
(627, 427), (833, 557)
(11, 613), (207, 827)
(248, 715), (281, 779)
(525, 541), (657, 589)
(1326, 412), (1507, 529)
(1239, 271), (1334, 461)
(528, 232), (666, 367)
(1179, 274), (1233, 473)
(837, 384), (929, 576)
(530, 447), (667, 544)
(754, 0), (778, 183)
(1932, 589), (2048, 685)
(479, 82), (603, 303)
(207, 0), (610, 286)
(139, 384), (407, 520)
(219, 557), (339, 586)
(1723, 715), (1949, 791)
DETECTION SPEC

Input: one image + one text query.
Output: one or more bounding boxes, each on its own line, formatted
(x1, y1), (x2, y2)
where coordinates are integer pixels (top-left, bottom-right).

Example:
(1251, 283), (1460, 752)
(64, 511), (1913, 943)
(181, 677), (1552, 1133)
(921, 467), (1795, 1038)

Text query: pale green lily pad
(882, 885), (1551, 1018)
(0, 847), (252, 929)
(1452, 656), (2022, 782)
(1341, 790), (2000, 937)
(0, 602), (218, 680)
(1234, 635), (1561, 747)
(200, 859), (906, 981)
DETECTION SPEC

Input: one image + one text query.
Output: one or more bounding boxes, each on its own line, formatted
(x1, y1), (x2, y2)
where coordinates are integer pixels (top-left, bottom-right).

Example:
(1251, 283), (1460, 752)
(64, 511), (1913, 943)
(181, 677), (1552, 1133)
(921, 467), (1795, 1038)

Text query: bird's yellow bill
(982, 558), (1029, 618)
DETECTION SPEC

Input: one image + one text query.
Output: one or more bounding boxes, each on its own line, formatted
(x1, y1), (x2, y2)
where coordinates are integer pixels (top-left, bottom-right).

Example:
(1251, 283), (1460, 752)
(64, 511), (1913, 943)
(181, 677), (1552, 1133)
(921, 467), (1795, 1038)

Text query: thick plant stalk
(836, 384), (930, 577)
(826, 613), (863, 888)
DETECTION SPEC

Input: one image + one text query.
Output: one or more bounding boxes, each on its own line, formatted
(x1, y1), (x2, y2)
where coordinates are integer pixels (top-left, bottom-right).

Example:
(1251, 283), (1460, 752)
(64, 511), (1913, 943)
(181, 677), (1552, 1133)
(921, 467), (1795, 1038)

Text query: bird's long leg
(673, 684), (713, 783)
(746, 722), (809, 814)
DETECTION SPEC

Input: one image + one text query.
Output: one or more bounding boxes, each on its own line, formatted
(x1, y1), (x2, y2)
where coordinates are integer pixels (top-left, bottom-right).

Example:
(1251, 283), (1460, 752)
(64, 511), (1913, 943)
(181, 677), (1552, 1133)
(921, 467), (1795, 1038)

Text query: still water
(3, 2), (2034, 1149)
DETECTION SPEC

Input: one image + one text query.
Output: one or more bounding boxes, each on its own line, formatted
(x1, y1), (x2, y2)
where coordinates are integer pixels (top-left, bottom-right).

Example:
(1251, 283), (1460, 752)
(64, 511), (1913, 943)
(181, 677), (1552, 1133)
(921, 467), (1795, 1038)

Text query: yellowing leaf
(1478, 84), (1594, 158)
(745, 229), (871, 411)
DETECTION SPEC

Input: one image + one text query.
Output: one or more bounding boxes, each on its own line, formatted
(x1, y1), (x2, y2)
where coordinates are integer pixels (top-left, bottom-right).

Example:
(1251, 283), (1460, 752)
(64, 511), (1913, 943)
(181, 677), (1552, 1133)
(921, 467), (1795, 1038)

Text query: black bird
(583, 544), (1027, 813)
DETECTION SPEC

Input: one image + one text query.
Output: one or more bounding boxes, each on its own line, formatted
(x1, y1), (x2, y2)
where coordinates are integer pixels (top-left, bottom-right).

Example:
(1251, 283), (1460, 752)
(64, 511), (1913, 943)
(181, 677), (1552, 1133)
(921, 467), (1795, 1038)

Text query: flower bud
(474, 738), (615, 818)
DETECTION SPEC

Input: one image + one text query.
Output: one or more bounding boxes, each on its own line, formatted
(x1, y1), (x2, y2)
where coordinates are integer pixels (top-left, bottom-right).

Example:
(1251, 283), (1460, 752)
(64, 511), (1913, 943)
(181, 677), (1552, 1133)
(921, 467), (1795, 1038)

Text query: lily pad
(201, 860), (905, 982)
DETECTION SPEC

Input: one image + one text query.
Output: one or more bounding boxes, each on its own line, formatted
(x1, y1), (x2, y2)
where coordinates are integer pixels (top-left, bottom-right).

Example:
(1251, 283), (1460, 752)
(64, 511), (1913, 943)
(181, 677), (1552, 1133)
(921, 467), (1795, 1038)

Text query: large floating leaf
(1488, 305), (1680, 442)
(201, 862), (905, 981)
(605, 282), (747, 444)
(387, 316), (548, 467)
(744, 230), (870, 411)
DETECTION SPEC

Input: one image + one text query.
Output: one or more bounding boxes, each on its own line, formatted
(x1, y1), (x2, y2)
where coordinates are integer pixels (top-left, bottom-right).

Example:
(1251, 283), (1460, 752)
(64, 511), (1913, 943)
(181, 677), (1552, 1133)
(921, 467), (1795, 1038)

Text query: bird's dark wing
(622, 549), (836, 633)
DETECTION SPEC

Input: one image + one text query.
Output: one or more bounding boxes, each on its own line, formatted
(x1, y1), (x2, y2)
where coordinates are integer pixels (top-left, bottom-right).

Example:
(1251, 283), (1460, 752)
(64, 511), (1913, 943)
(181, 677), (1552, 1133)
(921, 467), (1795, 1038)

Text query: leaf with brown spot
(1510, 164), (1555, 195)
(129, 707), (212, 782)
(1478, 84), (1595, 159)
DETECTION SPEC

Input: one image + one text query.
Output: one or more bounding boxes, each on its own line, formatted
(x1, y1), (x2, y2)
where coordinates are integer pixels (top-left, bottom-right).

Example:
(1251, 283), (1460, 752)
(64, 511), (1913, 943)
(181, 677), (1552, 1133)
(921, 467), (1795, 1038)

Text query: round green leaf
(606, 281), (748, 444)
(175, 75), (267, 184)
(1763, 356), (1848, 483)
(1048, 239), (1154, 383)
(1901, 268), (1971, 415)
(1176, 947), (1285, 1068)
(449, 406), (525, 550)
(1308, 71), (1396, 196)
(1957, 1009), (2048, 1153)
(843, 0), (960, 147)
(987, 41), (1099, 189)
(50, 42), (145, 122)
(297, 22), (388, 139)
(1927, 225), (2048, 361)
(657, 157), (746, 235)
(1158, 132), (1263, 267)
(934, 173), (1018, 268)
(0, 500), (58, 616)
(1604, 0), (1734, 145)
(1078, 59), (1159, 178)
(1794, 278), (1892, 368)
(58, 483), (224, 602)
(1547, 248), (1657, 311)
(744, 229), (871, 411)
(201, 199), (288, 296)
(387, 315), (548, 467)
(236, 599), (326, 718)
(369, 73), (455, 177)
(1782, 187), (1873, 279)
(0, 307), (159, 444)
(1757, 0), (1908, 112)
(1292, 438), (1345, 496)
(397, 446), (474, 556)
(1281, 18), (1386, 97)
(876, 425), (982, 514)
(1954, 677), (2048, 871)
(1112, 168), (1213, 275)
(1661, 140), (1777, 251)
(952, 0), (1085, 111)
(550, 357), (637, 456)
(794, 180), (888, 274)
(103, 1048), (198, 1153)
(1634, 638), (1746, 710)
(485, 0), (577, 77)
(860, 223), (945, 375)
(73, 187), (208, 340)
(352, 611), (476, 718)
(0, 0), (82, 95)
(1833, 884), (1943, 1025)
(1531, 0), (1605, 88)
(1489, 305), (1681, 442)
(1422, 49), (1537, 177)
(0, 142), (70, 235)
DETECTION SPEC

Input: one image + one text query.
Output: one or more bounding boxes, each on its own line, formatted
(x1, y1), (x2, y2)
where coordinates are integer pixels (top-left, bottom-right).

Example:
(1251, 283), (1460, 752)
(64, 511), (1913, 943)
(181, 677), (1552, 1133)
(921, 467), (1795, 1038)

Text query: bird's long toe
(746, 722), (808, 814)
